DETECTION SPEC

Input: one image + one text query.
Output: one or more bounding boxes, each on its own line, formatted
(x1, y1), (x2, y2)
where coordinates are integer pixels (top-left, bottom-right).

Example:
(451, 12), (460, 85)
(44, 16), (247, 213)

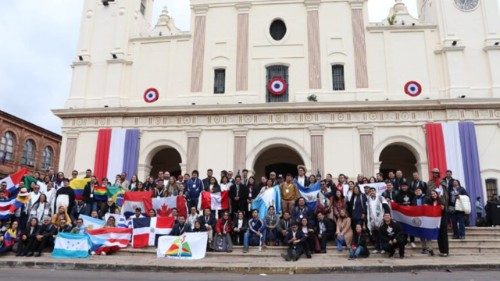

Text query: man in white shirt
(295, 165), (309, 187)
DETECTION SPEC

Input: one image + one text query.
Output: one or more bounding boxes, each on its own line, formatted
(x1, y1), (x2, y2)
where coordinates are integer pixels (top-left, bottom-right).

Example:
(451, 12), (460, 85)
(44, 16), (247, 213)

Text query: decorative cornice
(233, 128), (248, 137)
(235, 2), (252, 12)
(434, 46), (466, 54)
(192, 4), (209, 15)
(304, 0), (320, 10)
(367, 24), (437, 32)
(349, 0), (364, 9)
(357, 125), (374, 135)
(187, 129), (202, 138)
(309, 125), (325, 136)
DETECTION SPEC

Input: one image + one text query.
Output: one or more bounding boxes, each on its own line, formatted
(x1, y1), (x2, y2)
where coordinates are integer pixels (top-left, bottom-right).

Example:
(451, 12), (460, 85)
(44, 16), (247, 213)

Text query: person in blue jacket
(243, 209), (265, 253)
(186, 170), (204, 209)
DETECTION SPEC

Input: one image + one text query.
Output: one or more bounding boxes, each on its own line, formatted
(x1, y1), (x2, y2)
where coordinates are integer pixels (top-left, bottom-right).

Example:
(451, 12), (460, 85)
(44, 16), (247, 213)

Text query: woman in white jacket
(29, 194), (51, 225)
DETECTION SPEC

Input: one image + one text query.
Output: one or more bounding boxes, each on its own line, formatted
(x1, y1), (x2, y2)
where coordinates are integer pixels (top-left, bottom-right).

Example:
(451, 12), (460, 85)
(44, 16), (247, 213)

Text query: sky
(0, 0), (496, 134)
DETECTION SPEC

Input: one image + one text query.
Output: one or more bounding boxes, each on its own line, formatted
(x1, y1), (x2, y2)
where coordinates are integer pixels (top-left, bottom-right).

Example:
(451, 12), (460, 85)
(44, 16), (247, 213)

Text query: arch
(379, 144), (417, 178)
(138, 139), (186, 180)
(246, 137), (311, 176)
(374, 135), (427, 178)
(150, 147), (183, 178)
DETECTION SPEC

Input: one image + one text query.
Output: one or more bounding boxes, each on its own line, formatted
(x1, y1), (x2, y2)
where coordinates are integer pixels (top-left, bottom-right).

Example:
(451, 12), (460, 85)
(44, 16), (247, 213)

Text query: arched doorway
(253, 145), (304, 179)
(379, 144), (417, 178)
(150, 147), (182, 178)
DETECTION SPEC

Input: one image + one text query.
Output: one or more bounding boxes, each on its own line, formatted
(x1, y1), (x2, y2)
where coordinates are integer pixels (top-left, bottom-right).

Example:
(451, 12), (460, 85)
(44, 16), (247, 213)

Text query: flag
(390, 202), (441, 240)
(69, 178), (91, 201)
(86, 227), (132, 250)
(132, 216), (175, 248)
(295, 180), (321, 211)
(121, 191), (152, 218)
(23, 175), (38, 192)
(153, 196), (188, 218)
(0, 198), (22, 220)
(157, 232), (208, 259)
(359, 182), (387, 195)
(52, 232), (91, 259)
(251, 185), (282, 219)
(80, 214), (105, 230)
(198, 191), (229, 211)
(0, 168), (28, 197)
(104, 213), (128, 228)
(93, 185), (108, 202)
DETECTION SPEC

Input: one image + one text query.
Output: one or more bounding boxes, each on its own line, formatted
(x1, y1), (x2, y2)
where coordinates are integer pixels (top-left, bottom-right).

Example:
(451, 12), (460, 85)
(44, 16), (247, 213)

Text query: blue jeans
(243, 231), (263, 250)
(452, 211), (466, 238)
(336, 235), (346, 251)
(349, 246), (364, 258)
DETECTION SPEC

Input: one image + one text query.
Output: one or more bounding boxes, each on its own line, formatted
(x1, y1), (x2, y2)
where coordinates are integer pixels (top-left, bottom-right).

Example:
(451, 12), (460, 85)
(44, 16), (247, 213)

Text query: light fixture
(460, 95), (466, 99)
(112, 53), (117, 59)
(495, 42), (499, 46)
(78, 56), (83, 61)
(452, 41), (457, 46)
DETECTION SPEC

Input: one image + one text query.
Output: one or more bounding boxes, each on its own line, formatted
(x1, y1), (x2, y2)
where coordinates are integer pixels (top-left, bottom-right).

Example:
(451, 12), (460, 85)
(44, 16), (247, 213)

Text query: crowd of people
(0, 165), (498, 261)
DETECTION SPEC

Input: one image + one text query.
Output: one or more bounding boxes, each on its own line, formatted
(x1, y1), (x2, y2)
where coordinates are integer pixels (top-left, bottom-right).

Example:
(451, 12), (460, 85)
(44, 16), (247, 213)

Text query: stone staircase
(119, 227), (500, 257)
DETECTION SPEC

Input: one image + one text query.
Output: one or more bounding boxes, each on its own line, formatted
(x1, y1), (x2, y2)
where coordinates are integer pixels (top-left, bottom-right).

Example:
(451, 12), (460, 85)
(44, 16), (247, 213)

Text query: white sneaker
(90, 251), (96, 255)
(411, 242), (417, 248)
(380, 250), (385, 254)
(100, 251), (106, 256)
(372, 250), (379, 254)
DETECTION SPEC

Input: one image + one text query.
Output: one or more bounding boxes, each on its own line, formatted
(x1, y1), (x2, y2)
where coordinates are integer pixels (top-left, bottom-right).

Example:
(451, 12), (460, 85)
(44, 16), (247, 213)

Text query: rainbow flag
(93, 185), (108, 202)
(69, 178), (91, 200)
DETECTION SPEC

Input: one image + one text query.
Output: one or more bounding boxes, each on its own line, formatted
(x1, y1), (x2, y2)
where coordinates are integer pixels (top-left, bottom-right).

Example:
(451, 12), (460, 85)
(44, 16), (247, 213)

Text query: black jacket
(351, 232), (370, 257)
(198, 215), (217, 229)
(315, 218), (335, 239)
(380, 220), (405, 243)
(170, 223), (192, 236)
(232, 218), (248, 233)
(396, 189), (414, 206)
(229, 184), (248, 211)
(410, 180), (428, 194)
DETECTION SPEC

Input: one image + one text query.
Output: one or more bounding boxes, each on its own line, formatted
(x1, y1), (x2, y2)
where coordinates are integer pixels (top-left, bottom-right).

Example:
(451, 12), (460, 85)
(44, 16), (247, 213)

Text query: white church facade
(54, 0), (500, 198)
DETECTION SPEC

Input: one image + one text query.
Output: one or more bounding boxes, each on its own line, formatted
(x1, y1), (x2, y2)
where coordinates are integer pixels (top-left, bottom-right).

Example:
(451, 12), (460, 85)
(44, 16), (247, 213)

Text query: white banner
(157, 232), (208, 260)
(359, 182), (387, 195)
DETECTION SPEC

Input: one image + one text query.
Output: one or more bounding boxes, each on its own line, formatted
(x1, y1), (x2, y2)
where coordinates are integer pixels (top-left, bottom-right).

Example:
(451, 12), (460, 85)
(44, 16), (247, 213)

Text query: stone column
(309, 126), (325, 176)
(236, 3), (251, 91)
(190, 5), (208, 92)
(233, 128), (248, 172)
(350, 0), (369, 88)
(63, 132), (79, 176)
(186, 130), (201, 173)
(358, 125), (374, 177)
(305, 0), (322, 89)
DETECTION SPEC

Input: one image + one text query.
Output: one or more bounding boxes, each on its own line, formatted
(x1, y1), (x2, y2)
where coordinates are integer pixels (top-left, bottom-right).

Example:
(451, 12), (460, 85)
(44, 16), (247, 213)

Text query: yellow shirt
(280, 182), (299, 201)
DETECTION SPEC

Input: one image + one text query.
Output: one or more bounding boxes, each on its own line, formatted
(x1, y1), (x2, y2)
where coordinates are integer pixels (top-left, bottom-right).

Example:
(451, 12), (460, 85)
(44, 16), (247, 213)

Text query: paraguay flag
(251, 185), (282, 220)
(390, 202), (441, 240)
(0, 168), (28, 197)
(86, 227), (132, 250)
(153, 196), (188, 218)
(121, 191), (152, 218)
(132, 216), (175, 248)
(69, 178), (91, 200)
(294, 180), (321, 211)
(198, 191), (229, 211)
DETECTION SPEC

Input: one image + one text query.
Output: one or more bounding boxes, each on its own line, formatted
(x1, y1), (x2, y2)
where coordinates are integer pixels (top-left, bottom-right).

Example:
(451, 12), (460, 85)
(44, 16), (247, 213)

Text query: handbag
(455, 195), (471, 214)
(213, 235), (228, 252)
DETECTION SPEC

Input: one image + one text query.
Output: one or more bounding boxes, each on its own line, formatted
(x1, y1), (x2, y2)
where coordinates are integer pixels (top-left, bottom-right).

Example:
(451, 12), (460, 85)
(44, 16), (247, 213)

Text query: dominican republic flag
(251, 185), (282, 220)
(294, 180), (321, 211)
(52, 232), (91, 259)
(121, 191), (152, 218)
(69, 178), (90, 201)
(93, 128), (140, 183)
(198, 191), (229, 211)
(132, 217), (175, 248)
(80, 214), (105, 230)
(0, 168), (28, 197)
(86, 227), (132, 250)
(0, 199), (22, 220)
(390, 202), (441, 240)
(425, 122), (483, 225)
(153, 196), (188, 218)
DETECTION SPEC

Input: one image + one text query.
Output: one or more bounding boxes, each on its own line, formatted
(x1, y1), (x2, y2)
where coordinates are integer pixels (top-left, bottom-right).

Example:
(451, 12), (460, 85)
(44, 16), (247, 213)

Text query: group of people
(0, 165), (490, 261)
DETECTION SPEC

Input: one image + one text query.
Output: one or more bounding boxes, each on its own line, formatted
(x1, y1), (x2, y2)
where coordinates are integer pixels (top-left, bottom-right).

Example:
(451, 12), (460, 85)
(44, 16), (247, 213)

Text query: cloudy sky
(0, 0), (496, 134)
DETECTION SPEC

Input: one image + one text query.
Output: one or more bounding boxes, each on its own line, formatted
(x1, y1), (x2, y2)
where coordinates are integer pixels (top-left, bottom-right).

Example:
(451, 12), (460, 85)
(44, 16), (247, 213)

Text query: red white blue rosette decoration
(404, 81), (422, 97)
(267, 76), (288, 96)
(143, 88), (159, 103)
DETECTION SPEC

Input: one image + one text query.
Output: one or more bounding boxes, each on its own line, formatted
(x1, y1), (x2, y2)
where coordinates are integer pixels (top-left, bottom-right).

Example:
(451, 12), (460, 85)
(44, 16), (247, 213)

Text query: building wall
(0, 111), (61, 177)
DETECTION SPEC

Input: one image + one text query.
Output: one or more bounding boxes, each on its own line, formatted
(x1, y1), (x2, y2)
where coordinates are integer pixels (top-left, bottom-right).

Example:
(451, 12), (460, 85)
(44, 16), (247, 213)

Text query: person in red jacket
(214, 211), (233, 252)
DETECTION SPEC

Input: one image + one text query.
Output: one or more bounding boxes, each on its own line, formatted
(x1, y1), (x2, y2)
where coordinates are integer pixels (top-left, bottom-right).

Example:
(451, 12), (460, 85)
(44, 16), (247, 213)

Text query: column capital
(304, 0), (320, 10)
(308, 125), (325, 136)
(235, 2), (252, 12)
(187, 129), (202, 138)
(233, 128), (248, 137)
(193, 4), (209, 15)
(357, 125), (374, 135)
(349, 0), (365, 9)
(66, 131), (80, 139)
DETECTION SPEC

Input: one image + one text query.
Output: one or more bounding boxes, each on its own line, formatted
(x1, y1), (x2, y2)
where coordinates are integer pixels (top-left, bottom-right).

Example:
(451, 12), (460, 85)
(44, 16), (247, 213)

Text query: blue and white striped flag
(294, 180), (321, 211)
(251, 185), (282, 219)
(52, 232), (91, 259)
(80, 214), (105, 230)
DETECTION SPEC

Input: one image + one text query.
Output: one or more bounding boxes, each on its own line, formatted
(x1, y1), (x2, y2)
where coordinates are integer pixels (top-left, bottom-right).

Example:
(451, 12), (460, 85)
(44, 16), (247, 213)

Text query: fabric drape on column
(122, 129), (140, 181)
(93, 129), (112, 182)
(106, 128), (127, 180)
(459, 122), (483, 226)
(442, 122), (465, 185)
(425, 123), (448, 183)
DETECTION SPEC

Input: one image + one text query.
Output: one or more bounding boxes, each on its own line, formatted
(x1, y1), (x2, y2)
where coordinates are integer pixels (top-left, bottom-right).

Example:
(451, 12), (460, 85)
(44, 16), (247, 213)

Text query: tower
(417, 0), (500, 98)
(66, 0), (154, 108)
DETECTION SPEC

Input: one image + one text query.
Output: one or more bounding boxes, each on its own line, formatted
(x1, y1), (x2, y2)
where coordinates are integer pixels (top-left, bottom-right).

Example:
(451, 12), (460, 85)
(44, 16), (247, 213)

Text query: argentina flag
(294, 180), (321, 211)
(52, 232), (91, 259)
(251, 185), (282, 219)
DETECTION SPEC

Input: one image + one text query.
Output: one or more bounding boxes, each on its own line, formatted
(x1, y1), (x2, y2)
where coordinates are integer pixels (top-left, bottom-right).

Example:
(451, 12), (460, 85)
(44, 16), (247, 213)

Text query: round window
(269, 19), (287, 41)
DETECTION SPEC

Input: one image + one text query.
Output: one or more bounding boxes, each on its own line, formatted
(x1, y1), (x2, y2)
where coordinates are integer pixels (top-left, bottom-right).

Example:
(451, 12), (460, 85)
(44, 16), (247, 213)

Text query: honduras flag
(294, 180), (321, 211)
(251, 185), (282, 219)
(390, 202), (441, 240)
(52, 232), (91, 259)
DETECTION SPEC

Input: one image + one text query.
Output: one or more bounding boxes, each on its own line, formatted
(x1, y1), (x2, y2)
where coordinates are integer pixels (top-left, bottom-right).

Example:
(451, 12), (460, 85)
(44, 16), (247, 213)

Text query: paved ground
(0, 268), (499, 281)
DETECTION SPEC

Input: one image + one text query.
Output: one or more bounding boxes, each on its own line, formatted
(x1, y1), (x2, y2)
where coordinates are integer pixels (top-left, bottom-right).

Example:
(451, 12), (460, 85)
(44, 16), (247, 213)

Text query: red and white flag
(0, 168), (28, 195)
(198, 191), (229, 211)
(121, 191), (152, 218)
(132, 217), (175, 248)
(86, 227), (132, 248)
(153, 196), (188, 218)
